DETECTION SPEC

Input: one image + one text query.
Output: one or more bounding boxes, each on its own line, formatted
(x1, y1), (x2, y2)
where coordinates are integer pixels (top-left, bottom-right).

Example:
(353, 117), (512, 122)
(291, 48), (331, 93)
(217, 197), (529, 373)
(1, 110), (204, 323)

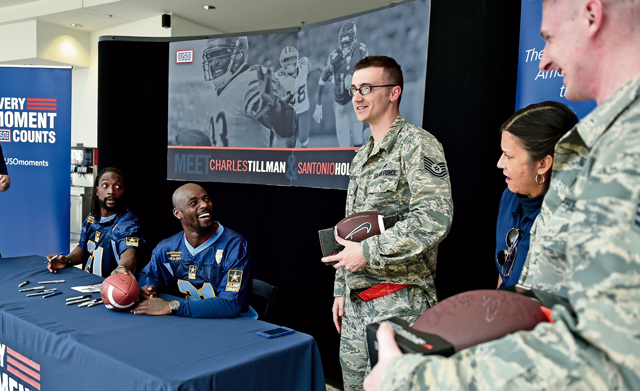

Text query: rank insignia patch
(423, 156), (448, 178)
(94, 231), (101, 242)
(188, 265), (197, 280)
(88, 216), (95, 224)
(226, 270), (243, 292)
(126, 237), (139, 247)
(215, 249), (223, 264)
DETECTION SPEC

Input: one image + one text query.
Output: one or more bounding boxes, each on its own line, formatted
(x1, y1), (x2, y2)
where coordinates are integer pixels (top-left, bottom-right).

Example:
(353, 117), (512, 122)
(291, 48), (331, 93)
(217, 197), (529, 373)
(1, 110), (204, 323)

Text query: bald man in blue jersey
(133, 183), (253, 318)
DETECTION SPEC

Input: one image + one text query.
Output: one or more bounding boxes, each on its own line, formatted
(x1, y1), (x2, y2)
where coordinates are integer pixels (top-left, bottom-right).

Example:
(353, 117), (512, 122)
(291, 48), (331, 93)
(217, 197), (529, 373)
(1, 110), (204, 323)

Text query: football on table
(335, 211), (387, 242)
(101, 273), (139, 311)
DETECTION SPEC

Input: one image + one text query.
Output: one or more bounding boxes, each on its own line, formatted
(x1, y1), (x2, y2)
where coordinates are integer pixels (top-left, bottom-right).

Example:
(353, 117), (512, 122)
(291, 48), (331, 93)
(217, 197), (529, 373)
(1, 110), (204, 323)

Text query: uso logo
(0, 129), (10, 142)
(176, 50), (194, 64)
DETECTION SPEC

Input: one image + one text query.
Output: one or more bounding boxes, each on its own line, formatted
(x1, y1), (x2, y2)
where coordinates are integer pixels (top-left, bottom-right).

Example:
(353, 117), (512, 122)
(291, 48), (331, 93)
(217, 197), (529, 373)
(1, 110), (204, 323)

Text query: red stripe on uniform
(355, 283), (409, 302)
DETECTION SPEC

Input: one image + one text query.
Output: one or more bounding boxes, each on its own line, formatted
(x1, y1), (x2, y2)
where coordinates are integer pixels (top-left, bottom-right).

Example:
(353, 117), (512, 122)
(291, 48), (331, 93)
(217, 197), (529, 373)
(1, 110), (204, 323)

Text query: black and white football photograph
(167, 0), (430, 150)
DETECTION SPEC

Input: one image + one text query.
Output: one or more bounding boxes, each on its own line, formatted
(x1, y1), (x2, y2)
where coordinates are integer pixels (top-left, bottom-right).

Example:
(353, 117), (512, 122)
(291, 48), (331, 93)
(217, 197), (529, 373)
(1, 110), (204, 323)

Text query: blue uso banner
(0, 65), (71, 258)
(516, 0), (596, 118)
(167, 0), (431, 189)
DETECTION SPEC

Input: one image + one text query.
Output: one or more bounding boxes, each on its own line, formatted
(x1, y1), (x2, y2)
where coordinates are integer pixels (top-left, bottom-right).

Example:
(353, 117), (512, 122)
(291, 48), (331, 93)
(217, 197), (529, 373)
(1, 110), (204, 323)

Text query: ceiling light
(70, 23), (83, 28)
(203, 5), (216, 10)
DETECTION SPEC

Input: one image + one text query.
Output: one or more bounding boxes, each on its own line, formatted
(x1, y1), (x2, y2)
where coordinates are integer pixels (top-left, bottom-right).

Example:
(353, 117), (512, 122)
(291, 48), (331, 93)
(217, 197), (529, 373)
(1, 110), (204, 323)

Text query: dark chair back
(252, 279), (278, 322)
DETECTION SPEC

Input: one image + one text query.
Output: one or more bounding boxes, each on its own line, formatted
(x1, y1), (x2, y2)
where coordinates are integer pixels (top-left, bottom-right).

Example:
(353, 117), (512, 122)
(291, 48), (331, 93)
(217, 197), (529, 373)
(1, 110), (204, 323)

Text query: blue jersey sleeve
(214, 233), (252, 310)
(139, 239), (177, 292)
(112, 211), (145, 256)
(175, 296), (243, 318)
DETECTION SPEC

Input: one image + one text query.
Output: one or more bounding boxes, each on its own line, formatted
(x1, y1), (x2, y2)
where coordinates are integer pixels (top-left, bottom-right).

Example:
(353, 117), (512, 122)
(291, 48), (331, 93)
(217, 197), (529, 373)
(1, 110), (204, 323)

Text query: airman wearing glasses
(495, 101), (578, 289)
(321, 55), (453, 391)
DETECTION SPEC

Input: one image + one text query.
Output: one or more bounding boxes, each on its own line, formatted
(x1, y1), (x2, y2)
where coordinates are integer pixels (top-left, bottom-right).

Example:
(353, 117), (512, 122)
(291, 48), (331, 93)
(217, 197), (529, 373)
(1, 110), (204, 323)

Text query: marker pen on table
(45, 252), (64, 263)
(66, 295), (92, 302)
(43, 291), (62, 298)
(18, 281), (29, 287)
(19, 286), (45, 292)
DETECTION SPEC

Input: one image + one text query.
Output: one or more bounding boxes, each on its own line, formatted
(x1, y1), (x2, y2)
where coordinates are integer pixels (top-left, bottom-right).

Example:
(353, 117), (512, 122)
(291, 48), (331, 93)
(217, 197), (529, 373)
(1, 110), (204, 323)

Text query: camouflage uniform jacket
(381, 75), (640, 390)
(334, 115), (453, 307)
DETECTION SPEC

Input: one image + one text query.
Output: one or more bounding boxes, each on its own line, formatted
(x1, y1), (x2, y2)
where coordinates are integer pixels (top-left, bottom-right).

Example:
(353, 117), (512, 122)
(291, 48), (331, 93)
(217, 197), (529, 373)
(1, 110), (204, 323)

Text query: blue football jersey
(78, 210), (145, 277)
(141, 223), (252, 314)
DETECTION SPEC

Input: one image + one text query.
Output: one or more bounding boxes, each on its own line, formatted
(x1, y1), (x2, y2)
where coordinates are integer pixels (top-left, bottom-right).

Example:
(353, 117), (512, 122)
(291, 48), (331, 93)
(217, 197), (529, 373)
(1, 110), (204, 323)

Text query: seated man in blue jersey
(132, 183), (253, 318)
(47, 167), (144, 276)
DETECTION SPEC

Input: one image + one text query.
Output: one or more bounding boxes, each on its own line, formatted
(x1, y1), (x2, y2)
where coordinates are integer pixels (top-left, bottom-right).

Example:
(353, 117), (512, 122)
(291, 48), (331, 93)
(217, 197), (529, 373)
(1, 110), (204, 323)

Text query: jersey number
(85, 240), (104, 276)
(210, 112), (228, 146)
(177, 280), (216, 300)
(296, 84), (306, 104)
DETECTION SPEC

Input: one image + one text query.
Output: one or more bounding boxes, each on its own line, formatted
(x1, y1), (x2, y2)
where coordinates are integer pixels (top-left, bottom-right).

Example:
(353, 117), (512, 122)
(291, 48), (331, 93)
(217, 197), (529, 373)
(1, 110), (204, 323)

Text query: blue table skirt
(0, 255), (325, 390)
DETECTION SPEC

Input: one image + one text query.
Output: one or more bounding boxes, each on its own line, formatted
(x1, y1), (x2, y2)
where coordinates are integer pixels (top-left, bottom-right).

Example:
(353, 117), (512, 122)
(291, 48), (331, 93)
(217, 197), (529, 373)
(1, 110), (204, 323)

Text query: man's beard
(195, 219), (213, 236)
(99, 196), (121, 212)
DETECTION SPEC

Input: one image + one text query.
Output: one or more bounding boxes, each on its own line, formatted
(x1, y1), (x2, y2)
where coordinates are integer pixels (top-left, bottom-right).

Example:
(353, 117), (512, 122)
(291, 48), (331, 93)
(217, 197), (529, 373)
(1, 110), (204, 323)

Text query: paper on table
(71, 284), (102, 293)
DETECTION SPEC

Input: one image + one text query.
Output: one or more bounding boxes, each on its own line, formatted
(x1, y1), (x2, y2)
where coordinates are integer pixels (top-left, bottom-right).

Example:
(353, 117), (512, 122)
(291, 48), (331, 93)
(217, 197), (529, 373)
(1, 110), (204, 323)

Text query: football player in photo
(202, 36), (294, 147)
(313, 21), (369, 147)
(272, 46), (323, 148)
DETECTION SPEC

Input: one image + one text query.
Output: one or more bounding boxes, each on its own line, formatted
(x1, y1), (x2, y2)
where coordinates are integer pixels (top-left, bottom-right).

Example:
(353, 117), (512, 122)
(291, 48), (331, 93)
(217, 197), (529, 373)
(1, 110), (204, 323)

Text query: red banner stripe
(26, 98), (56, 102)
(7, 347), (40, 370)
(7, 365), (41, 390)
(26, 107), (57, 111)
(27, 102), (57, 106)
(7, 356), (41, 380)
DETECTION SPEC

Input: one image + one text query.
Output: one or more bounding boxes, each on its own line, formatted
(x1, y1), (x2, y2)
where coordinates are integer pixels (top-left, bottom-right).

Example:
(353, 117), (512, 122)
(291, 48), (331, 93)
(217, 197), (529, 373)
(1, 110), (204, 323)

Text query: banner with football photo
(167, 0), (430, 189)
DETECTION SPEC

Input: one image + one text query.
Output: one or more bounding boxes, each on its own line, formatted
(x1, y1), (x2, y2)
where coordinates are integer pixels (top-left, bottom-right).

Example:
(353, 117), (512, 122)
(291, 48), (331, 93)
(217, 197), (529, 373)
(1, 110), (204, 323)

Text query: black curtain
(97, 0), (521, 386)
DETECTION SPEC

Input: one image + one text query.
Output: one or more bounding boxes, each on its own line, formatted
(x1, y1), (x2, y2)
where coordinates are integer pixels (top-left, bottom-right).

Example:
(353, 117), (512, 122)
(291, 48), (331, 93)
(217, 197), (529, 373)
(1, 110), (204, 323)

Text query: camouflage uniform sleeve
(361, 132), (453, 269)
(380, 110), (640, 390)
(334, 266), (346, 297)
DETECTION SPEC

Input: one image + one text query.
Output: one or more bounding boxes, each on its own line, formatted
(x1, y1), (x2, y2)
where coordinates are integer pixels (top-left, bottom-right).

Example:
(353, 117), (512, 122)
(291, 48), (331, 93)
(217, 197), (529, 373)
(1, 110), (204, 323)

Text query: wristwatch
(169, 300), (180, 314)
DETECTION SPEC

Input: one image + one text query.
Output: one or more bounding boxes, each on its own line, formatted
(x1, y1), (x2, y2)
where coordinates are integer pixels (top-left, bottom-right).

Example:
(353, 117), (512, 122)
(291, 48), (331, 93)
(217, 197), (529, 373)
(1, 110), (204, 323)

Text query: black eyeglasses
(347, 85), (397, 97)
(497, 228), (520, 278)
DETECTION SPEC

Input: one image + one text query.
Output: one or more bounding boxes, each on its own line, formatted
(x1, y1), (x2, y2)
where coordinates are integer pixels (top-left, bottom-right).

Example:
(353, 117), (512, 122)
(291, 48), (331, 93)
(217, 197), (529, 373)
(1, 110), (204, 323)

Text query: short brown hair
(354, 56), (404, 104)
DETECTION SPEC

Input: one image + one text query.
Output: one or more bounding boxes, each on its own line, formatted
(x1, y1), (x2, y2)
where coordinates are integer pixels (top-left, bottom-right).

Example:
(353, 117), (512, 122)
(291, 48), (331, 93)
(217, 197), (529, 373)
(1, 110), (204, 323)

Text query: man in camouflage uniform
(364, 1), (640, 390)
(321, 56), (453, 391)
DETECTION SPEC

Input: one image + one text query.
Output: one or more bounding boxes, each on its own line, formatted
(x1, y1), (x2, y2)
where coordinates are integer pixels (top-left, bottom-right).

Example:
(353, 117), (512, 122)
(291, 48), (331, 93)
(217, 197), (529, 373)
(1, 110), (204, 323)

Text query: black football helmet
(202, 36), (249, 89)
(338, 22), (357, 58)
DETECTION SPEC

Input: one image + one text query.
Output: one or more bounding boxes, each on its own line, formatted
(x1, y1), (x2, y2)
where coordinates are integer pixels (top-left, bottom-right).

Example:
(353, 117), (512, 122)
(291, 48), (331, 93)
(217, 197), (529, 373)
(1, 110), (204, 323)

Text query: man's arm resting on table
(47, 246), (84, 273)
(133, 296), (242, 318)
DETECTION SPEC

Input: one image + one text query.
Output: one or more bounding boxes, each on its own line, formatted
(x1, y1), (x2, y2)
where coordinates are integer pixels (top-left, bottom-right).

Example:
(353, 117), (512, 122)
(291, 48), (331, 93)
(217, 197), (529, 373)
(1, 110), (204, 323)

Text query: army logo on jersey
(188, 265), (197, 280)
(126, 237), (139, 247)
(423, 156), (448, 178)
(226, 270), (243, 292)
(94, 231), (101, 242)
(215, 249), (223, 264)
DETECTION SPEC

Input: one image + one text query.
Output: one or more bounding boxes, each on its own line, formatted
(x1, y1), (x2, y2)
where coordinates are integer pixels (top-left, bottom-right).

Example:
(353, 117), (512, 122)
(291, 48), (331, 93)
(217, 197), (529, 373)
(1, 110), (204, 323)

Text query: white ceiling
(0, 0), (397, 34)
